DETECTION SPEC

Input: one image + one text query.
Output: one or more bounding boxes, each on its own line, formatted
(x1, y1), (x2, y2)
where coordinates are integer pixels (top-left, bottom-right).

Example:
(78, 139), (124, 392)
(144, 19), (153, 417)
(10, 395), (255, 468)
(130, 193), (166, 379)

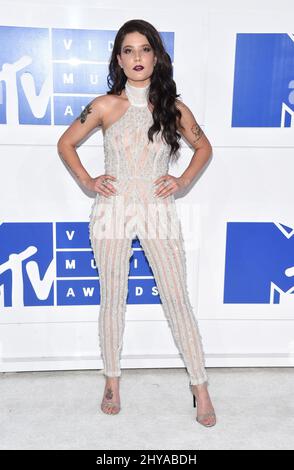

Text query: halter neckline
(125, 79), (150, 107)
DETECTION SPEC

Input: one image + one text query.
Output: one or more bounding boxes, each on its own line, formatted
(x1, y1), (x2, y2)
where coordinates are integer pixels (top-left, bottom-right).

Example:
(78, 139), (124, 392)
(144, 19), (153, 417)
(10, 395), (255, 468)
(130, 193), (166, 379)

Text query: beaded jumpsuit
(89, 80), (209, 386)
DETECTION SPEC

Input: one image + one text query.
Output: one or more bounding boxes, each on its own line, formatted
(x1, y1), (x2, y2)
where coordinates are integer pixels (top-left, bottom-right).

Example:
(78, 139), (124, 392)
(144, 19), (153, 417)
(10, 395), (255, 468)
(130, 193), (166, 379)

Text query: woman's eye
(123, 47), (151, 54)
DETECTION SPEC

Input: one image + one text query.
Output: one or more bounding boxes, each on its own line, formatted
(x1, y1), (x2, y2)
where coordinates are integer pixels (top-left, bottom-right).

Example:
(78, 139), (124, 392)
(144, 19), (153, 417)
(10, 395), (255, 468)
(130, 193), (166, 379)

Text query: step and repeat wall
(0, 0), (293, 372)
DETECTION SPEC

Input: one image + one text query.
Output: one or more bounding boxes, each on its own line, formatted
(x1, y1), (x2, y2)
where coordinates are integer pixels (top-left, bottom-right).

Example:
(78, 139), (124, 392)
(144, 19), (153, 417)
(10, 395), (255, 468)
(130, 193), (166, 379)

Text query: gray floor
(0, 367), (293, 450)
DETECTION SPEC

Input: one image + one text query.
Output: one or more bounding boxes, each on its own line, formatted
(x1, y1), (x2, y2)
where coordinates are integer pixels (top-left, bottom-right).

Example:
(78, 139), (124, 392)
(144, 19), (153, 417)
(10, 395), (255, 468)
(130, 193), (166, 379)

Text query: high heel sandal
(101, 380), (121, 415)
(190, 384), (216, 427)
(101, 398), (121, 415)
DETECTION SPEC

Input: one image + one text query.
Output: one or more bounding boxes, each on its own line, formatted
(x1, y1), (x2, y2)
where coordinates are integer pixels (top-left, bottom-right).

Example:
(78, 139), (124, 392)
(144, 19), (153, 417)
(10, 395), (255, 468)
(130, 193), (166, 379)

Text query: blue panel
(232, 33), (294, 127)
(224, 222), (294, 303)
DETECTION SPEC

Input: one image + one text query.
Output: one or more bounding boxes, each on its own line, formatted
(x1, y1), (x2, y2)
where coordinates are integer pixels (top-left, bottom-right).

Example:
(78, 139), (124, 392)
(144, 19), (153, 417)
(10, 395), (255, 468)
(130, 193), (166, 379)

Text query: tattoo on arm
(76, 102), (93, 124)
(191, 123), (203, 143)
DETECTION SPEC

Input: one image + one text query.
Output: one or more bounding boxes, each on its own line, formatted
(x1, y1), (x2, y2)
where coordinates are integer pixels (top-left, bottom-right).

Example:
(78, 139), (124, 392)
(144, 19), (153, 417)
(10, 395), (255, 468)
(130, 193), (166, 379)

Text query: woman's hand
(83, 174), (117, 197)
(153, 175), (190, 198)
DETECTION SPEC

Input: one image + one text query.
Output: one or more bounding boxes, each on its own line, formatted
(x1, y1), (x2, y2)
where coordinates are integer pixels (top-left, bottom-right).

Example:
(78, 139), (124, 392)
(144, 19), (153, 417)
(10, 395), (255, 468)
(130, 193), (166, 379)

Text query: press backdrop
(1, 0), (293, 372)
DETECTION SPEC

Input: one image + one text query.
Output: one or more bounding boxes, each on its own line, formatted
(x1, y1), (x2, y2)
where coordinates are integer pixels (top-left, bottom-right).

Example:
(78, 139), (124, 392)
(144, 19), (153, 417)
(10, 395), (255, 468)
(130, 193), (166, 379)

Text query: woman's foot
(190, 382), (216, 426)
(101, 376), (121, 415)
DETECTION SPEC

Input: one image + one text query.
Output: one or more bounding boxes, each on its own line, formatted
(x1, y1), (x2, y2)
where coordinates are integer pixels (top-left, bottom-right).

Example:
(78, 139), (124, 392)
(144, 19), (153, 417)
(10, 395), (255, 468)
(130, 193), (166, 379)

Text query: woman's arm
(57, 96), (106, 188)
(176, 100), (213, 187)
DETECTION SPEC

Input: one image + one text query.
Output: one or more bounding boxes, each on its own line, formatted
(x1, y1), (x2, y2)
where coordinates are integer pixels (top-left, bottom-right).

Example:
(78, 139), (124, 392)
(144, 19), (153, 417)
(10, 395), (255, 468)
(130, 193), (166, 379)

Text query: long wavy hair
(106, 19), (183, 163)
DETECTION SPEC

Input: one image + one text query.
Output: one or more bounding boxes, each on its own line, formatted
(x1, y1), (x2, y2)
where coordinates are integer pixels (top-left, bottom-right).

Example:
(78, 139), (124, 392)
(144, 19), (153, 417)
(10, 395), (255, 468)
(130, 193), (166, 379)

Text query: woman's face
(117, 31), (157, 87)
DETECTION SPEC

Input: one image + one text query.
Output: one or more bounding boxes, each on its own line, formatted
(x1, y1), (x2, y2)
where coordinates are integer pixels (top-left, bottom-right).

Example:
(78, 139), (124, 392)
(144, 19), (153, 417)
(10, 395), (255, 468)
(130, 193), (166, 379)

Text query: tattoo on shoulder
(76, 102), (93, 124)
(191, 123), (203, 143)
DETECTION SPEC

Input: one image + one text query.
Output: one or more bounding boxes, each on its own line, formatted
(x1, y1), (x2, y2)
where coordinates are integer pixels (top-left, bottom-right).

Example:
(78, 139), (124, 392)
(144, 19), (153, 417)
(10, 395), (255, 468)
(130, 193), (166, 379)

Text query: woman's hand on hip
(153, 175), (189, 198)
(83, 174), (117, 197)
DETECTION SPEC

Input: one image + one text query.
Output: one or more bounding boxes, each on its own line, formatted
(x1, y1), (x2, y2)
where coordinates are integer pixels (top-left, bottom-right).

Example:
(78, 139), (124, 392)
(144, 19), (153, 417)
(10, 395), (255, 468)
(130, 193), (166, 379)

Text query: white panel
(1, 319), (293, 372)
(205, 9), (294, 146)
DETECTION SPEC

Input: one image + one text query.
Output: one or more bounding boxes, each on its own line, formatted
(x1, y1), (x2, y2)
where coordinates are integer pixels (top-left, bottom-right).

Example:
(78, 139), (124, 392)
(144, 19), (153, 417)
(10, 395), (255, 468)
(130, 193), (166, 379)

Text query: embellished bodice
(89, 80), (178, 241)
(103, 80), (171, 185)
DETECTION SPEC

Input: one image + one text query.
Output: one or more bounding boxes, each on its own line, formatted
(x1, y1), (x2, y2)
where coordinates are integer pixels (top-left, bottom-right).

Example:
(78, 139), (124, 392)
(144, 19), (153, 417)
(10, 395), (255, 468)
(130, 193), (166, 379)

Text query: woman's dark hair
(106, 19), (183, 163)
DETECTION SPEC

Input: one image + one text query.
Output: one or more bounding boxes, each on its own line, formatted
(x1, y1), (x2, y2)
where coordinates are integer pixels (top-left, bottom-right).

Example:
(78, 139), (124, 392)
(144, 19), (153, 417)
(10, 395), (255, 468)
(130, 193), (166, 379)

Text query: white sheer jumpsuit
(89, 80), (209, 386)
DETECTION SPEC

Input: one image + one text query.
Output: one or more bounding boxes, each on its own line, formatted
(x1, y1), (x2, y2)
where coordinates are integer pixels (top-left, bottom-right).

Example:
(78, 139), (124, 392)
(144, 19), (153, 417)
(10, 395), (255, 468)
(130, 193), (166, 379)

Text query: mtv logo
(0, 222), (162, 308)
(0, 25), (175, 127)
(224, 222), (294, 304)
(0, 222), (54, 307)
(0, 26), (51, 125)
(232, 33), (294, 127)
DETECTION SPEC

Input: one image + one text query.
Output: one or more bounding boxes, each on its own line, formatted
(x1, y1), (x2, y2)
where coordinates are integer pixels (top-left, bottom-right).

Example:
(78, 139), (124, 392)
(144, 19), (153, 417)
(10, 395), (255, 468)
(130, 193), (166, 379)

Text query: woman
(57, 19), (216, 427)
